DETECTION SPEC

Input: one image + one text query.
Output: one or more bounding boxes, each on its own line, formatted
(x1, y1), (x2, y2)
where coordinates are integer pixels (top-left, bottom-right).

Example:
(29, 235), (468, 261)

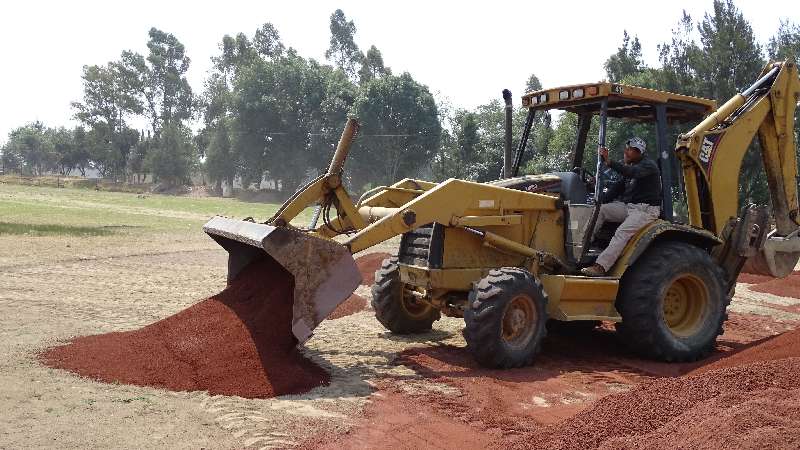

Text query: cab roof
(521, 82), (717, 123)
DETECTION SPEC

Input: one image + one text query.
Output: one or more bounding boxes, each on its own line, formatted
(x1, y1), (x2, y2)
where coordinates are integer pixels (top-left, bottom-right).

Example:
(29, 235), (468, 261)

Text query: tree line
(2, 1), (799, 205)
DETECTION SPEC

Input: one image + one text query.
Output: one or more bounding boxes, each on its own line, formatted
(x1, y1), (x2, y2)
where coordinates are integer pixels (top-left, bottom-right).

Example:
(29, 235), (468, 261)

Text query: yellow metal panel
(346, 178), (558, 253)
(529, 210), (566, 262)
(451, 215), (522, 227)
(541, 274), (621, 321)
(400, 265), (486, 291)
(441, 228), (524, 269)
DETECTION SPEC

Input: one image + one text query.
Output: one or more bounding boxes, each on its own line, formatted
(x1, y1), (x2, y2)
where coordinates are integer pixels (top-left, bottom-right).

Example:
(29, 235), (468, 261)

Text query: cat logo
(699, 137), (714, 163)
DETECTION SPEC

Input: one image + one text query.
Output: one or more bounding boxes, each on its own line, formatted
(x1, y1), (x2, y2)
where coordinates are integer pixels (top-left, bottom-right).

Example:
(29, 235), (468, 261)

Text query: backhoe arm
(676, 60), (800, 277)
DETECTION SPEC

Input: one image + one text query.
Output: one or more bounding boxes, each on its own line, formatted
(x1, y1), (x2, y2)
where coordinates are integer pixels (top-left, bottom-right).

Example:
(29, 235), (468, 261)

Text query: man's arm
(608, 158), (658, 179)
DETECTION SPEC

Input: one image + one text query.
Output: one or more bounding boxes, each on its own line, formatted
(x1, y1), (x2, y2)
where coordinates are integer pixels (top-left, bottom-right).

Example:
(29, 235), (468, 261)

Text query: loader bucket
(741, 237), (800, 278)
(203, 216), (361, 343)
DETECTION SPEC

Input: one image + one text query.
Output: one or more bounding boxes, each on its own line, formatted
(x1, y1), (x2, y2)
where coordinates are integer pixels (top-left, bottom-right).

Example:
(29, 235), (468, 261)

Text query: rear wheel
(371, 257), (440, 334)
(615, 241), (728, 361)
(464, 268), (548, 368)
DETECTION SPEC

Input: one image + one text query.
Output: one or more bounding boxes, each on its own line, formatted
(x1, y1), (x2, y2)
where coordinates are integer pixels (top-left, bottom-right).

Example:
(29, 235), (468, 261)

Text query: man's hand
(598, 146), (611, 166)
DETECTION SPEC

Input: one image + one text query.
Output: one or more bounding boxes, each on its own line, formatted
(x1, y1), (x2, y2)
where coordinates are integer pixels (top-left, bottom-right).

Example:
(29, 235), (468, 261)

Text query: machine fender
(609, 220), (722, 277)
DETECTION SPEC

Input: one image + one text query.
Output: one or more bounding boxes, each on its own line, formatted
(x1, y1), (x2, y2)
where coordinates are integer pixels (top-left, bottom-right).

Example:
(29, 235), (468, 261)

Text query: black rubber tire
(371, 257), (440, 334)
(464, 268), (548, 369)
(615, 241), (729, 362)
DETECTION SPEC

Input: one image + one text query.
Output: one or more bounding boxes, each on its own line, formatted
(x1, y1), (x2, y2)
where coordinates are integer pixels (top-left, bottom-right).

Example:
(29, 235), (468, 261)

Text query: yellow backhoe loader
(204, 60), (800, 368)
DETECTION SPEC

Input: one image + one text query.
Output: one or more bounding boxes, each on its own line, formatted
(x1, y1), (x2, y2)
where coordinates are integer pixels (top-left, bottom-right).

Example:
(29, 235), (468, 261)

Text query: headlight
(572, 88), (585, 98)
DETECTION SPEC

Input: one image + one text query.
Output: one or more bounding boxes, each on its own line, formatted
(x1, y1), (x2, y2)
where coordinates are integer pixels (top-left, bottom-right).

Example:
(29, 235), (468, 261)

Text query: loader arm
(676, 60), (800, 277)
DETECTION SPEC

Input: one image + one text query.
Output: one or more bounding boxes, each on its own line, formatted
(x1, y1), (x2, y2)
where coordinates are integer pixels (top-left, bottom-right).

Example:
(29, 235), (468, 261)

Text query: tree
(694, 0), (764, 101)
(204, 119), (235, 195)
(254, 23), (285, 59)
(325, 9), (362, 80)
(350, 73), (441, 189)
(604, 31), (645, 82)
(657, 11), (703, 95)
(146, 125), (196, 187)
(72, 58), (143, 179)
(525, 74), (542, 92)
(4, 122), (57, 175)
(358, 45), (391, 84)
(127, 28), (195, 135)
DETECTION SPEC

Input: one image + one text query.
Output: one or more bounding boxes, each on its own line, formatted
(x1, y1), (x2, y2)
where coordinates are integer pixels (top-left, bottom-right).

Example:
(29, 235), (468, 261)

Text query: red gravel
(691, 326), (800, 375)
(326, 252), (390, 320)
(749, 271), (800, 299)
(327, 294), (367, 320)
(507, 328), (800, 450)
(736, 271), (776, 285)
(40, 257), (329, 398)
(354, 252), (390, 286)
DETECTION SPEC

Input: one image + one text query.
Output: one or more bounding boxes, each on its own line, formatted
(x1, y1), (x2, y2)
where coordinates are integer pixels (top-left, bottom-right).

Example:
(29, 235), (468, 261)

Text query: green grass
(0, 183), (315, 236)
(0, 222), (116, 236)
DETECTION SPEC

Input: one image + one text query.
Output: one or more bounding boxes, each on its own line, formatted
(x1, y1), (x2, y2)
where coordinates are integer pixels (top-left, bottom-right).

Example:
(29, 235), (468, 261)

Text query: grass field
(0, 182), (314, 235)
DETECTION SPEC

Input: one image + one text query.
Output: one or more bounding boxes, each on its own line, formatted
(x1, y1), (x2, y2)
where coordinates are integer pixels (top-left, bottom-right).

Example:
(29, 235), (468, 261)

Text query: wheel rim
(662, 274), (709, 337)
(400, 287), (431, 319)
(501, 294), (537, 349)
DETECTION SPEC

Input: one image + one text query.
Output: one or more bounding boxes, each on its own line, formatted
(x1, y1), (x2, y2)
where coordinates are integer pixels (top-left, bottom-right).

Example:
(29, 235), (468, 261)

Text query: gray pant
(592, 202), (660, 271)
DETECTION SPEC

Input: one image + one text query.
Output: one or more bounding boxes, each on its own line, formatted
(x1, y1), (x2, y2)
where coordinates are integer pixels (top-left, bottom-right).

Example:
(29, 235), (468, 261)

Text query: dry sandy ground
(2, 224), (799, 449)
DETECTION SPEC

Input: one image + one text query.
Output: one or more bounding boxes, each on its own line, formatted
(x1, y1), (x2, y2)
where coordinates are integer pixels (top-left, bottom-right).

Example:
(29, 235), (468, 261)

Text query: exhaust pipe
(503, 89), (513, 178)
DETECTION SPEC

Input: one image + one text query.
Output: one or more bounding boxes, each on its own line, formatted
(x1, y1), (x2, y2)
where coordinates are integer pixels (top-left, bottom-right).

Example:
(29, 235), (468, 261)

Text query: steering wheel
(572, 167), (595, 185)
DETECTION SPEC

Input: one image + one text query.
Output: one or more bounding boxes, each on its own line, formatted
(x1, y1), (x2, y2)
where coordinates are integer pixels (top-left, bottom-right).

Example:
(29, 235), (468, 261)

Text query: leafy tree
(695, 0), (764, 101)
(204, 119), (235, 195)
(358, 45), (391, 84)
(325, 9), (362, 80)
(525, 74), (542, 92)
(4, 122), (57, 175)
(72, 58), (143, 179)
(768, 20), (800, 61)
(350, 73), (441, 189)
(604, 31), (645, 82)
(657, 11), (703, 95)
(146, 125), (196, 187)
(121, 28), (195, 135)
(253, 23), (285, 59)
(128, 131), (150, 183)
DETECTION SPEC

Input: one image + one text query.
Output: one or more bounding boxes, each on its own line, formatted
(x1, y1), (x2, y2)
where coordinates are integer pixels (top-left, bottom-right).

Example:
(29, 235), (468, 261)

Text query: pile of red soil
(40, 257), (329, 398)
(353, 252), (390, 286)
(327, 293), (367, 320)
(511, 328), (800, 449)
(326, 252), (389, 320)
(748, 270), (800, 299)
(736, 271), (776, 285)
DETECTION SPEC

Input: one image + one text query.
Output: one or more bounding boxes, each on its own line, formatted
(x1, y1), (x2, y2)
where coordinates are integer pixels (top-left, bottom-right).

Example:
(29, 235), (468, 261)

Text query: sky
(1, 0), (798, 145)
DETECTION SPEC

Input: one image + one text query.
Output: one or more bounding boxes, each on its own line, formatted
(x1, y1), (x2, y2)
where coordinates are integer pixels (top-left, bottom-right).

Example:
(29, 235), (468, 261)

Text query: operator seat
(548, 172), (589, 204)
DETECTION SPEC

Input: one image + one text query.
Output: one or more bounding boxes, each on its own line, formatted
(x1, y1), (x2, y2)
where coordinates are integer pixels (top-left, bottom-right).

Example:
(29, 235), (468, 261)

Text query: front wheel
(371, 257), (440, 334)
(615, 241), (728, 361)
(464, 268), (548, 368)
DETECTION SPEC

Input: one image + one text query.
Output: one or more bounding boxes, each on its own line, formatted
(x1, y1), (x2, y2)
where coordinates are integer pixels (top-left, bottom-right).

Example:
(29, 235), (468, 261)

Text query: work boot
(581, 263), (606, 277)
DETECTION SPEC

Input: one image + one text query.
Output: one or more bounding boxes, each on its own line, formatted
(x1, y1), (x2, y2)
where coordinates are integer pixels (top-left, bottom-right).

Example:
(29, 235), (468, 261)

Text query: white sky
(1, 0), (797, 144)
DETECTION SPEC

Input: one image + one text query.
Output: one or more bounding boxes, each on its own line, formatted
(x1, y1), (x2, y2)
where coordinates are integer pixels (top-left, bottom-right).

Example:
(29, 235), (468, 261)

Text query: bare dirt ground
(2, 188), (799, 449)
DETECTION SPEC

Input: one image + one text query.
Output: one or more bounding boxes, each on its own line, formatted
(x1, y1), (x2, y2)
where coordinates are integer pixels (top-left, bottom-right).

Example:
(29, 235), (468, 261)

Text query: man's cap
(626, 137), (646, 153)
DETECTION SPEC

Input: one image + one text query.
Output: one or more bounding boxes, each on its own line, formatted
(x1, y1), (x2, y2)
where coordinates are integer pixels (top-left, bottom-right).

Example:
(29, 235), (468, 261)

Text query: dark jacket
(605, 157), (662, 206)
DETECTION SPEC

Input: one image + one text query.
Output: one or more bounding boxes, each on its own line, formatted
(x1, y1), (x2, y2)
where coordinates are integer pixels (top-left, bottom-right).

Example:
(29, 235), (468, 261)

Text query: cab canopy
(521, 82), (716, 123)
